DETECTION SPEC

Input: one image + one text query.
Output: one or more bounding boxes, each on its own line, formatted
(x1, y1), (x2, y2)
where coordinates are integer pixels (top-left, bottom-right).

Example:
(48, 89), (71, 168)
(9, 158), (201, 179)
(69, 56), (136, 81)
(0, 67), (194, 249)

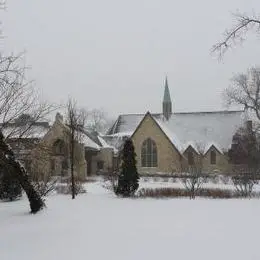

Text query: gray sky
(2, 0), (260, 118)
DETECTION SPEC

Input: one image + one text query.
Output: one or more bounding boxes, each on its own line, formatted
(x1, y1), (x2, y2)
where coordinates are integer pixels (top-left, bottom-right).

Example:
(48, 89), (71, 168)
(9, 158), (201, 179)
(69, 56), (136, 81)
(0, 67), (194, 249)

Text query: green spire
(163, 77), (171, 103)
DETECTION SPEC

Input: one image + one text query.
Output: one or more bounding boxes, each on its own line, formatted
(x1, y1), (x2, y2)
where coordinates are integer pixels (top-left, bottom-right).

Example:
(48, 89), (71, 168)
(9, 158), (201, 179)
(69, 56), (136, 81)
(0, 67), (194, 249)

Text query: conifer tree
(0, 169), (22, 201)
(116, 139), (139, 197)
(0, 132), (45, 213)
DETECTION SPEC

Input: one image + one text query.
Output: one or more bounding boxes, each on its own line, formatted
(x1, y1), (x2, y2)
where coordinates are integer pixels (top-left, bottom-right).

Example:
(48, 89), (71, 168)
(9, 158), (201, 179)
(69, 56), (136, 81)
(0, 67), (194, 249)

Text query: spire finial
(163, 76), (171, 103)
(162, 76), (172, 120)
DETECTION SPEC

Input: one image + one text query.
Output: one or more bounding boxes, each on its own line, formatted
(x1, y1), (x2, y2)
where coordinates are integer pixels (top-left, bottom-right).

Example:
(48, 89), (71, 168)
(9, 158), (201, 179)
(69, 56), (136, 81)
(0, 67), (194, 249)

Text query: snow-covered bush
(136, 187), (237, 199)
(55, 179), (86, 195)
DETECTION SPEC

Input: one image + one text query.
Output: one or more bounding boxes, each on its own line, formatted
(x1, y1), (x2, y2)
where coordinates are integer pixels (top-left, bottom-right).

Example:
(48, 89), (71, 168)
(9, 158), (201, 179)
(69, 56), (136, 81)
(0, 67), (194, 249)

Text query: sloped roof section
(107, 114), (146, 135)
(153, 117), (183, 152)
(81, 132), (101, 151)
(1, 122), (50, 139)
(107, 110), (246, 153)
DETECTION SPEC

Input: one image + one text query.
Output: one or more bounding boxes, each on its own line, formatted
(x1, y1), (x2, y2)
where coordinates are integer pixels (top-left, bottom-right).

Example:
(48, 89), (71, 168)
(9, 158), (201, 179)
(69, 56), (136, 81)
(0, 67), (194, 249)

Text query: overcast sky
(2, 0), (260, 118)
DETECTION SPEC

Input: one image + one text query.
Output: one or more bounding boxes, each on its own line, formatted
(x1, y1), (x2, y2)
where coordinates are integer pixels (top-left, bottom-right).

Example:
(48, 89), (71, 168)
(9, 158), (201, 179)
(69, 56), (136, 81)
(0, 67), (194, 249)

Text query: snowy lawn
(1, 181), (260, 260)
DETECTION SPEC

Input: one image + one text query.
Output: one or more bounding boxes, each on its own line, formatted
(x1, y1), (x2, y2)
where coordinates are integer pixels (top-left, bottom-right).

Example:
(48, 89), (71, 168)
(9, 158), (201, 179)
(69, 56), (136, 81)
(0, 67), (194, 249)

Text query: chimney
(55, 112), (63, 123)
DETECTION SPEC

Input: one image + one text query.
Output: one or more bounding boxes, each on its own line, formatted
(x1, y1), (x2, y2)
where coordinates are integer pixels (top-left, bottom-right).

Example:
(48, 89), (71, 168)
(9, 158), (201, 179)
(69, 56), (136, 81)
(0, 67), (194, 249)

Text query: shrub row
(136, 187), (256, 199)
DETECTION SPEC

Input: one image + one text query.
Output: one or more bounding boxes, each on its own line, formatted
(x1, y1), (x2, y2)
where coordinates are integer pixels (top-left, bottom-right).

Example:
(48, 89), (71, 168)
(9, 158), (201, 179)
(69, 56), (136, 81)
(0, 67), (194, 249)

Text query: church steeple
(162, 77), (172, 120)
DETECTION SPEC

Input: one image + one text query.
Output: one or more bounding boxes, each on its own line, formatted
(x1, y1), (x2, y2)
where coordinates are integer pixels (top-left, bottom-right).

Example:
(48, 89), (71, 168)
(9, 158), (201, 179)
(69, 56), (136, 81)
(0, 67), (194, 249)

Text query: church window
(188, 151), (194, 165)
(210, 150), (216, 165)
(52, 139), (65, 155)
(141, 138), (157, 167)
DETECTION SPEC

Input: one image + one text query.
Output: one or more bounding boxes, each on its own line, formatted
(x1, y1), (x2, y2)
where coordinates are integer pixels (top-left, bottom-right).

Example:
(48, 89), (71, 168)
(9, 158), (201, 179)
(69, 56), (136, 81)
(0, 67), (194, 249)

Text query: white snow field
(1, 181), (260, 260)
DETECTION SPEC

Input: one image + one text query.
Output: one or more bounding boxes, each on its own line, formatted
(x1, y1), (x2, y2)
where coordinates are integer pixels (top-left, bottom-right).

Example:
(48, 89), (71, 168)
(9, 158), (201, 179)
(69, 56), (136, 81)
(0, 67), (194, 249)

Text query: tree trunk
(70, 130), (76, 199)
(0, 132), (44, 213)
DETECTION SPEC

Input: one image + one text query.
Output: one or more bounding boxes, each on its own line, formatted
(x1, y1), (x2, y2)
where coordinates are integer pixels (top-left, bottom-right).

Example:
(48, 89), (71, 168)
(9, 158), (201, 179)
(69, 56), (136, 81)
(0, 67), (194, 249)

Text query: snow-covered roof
(98, 135), (118, 153)
(81, 133), (101, 150)
(1, 123), (50, 139)
(203, 142), (223, 155)
(153, 117), (183, 152)
(107, 110), (246, 153)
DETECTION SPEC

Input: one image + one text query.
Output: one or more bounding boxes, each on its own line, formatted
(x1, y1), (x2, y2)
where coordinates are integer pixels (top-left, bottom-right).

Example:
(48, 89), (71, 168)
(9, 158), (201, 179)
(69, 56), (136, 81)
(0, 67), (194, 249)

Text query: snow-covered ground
(1, 181), (260, 260)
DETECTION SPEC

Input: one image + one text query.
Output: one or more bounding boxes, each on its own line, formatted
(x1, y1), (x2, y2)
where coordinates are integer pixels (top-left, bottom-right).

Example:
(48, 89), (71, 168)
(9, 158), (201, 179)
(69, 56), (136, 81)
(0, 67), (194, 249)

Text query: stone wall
(131, 114), (184, 174)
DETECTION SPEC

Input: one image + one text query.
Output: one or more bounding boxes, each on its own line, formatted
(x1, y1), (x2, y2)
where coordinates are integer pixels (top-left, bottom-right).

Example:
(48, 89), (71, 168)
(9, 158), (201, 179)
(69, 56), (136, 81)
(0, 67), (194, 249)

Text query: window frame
(188, 151), (194, 165)
(52, 139), (66, 156)
(141, 138), (158, 168)
(210, 150), (217, 165)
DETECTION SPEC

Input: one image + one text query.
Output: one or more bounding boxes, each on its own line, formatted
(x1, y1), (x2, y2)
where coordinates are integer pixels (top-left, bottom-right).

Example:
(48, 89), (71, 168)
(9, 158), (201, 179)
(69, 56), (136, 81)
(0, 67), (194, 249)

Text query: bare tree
(232, 173), (258, 198)
(0, 2), (55, 212)
(102, 169), (119, 193)
(66, 98), (86, 199)
(180, 143), (206, 199)
(85, 108), (113, 134)
(213, 12), (260, 57)
(224, 67), (260, 121)
(0, 52), (56, 213)
(29, 143), (58, 197)
(0, 53), (56, 139)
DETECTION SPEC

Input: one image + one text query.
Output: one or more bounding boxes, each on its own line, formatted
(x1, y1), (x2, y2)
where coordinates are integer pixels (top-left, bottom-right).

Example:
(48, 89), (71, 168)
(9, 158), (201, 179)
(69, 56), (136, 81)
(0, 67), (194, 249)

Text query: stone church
(105, 78), (247, 175)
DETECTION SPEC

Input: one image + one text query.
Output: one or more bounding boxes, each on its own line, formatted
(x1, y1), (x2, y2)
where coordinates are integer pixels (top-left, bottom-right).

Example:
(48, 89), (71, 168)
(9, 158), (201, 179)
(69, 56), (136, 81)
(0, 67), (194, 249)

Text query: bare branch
(212, 12), (260, 58)
(0, 53), (58, 139)
(224, 67), (260, 121)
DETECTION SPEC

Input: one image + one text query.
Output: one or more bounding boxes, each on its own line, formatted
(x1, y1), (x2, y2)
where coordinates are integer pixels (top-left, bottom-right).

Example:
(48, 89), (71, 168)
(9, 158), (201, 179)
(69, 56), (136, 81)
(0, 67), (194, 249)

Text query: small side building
(1, 113), (116, 180)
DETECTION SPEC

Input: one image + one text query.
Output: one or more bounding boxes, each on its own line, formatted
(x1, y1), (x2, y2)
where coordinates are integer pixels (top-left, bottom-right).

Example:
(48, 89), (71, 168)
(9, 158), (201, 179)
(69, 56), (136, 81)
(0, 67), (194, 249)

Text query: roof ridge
(173, 110), (244, 115)
(118, 113), (161, 117)
(117, 110), (244, 117)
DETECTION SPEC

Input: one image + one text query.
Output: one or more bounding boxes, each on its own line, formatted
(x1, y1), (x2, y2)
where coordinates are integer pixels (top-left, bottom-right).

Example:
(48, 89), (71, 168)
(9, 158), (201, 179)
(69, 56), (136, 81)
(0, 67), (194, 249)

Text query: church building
(105, 78), (246, 175)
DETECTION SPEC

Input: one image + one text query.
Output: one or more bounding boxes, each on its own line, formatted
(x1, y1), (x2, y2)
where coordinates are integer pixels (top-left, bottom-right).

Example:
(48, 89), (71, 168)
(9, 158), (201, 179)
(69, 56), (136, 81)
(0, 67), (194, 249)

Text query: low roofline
(204, 143), (223, 155)
(182, 144), (200, 155)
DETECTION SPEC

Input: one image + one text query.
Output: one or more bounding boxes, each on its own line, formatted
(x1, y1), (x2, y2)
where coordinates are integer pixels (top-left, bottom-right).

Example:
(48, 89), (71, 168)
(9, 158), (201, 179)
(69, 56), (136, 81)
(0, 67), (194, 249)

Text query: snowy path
(1, 182), (260, 260)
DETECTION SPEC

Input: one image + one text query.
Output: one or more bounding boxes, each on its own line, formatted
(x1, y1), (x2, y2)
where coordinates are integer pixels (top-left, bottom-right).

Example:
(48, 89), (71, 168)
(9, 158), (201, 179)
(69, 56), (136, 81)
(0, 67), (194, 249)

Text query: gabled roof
(182, 142), (200, 154)
(82, 130), (117, 152)
(203, 142), (223, 155)
(131, 112), (184, 156)
(107, 110), (246, 153)
(81, 133), (101, 151)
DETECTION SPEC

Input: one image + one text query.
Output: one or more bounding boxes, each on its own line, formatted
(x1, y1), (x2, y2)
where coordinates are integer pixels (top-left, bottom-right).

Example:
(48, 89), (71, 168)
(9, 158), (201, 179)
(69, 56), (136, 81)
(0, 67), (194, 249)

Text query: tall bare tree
(224, 67), (260, 121)
(0, 53), (55, 139)
(66, 98), (86, 199)
(85, 108), (113, 134)
(0, 1), (56, 213)
(213, 12), (260, 57)
(0, 53), (56, 213)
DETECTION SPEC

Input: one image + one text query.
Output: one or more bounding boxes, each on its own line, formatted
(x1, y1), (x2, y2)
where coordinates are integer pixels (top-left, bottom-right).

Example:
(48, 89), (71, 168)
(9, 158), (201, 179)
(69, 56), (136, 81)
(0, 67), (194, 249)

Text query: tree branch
(212, 12), (260, 58)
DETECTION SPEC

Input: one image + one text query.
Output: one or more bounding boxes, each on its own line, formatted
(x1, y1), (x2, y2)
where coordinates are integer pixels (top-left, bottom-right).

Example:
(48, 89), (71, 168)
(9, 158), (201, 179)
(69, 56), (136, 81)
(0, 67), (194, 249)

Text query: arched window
(52, 139), (65, 155)
(188, 151), (194, 165)
(141, 138), (157, 167)
(210, 150), (216, 165)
